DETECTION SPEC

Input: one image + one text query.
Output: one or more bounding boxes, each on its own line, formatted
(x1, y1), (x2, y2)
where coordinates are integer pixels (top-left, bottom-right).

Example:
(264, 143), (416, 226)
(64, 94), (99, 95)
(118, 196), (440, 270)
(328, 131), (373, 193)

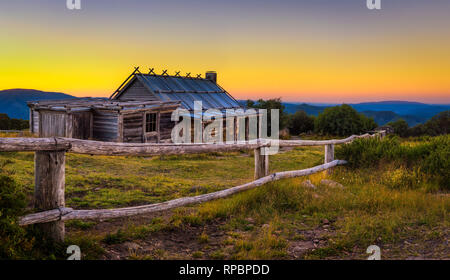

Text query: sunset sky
(1, 0), (450, 103)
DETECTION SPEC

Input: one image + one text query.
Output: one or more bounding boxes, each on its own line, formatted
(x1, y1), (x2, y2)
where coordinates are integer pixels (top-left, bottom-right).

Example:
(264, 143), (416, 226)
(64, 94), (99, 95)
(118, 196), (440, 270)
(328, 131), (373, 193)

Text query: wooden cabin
(28, 99), (180, 143)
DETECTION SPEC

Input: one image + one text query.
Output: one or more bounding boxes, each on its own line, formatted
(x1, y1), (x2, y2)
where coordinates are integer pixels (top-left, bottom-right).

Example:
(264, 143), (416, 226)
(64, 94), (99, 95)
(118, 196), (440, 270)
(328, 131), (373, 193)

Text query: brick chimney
(205, 71), (217, 83)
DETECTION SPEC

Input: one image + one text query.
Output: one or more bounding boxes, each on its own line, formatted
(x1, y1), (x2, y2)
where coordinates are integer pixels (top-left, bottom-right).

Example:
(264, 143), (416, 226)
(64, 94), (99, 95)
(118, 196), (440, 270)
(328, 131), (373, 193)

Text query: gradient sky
(1, 0), (450, 103)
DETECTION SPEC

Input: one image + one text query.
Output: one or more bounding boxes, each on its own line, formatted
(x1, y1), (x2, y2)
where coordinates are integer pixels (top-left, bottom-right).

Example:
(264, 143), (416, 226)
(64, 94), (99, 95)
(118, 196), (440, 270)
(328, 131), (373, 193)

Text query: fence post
(34, 150), (66, 242)
(254, 148), (269, 179)
(324, 144), (334, 170)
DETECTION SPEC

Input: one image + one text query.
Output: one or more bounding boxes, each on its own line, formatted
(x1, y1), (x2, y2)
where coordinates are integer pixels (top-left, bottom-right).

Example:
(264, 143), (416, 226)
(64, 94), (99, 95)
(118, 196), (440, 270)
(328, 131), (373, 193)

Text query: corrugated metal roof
(135, 74), (240, 111)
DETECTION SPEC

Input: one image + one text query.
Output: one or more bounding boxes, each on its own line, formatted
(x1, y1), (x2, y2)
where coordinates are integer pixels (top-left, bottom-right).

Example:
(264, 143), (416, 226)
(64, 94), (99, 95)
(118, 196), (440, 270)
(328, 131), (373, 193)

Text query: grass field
(0, 138), (448, 260)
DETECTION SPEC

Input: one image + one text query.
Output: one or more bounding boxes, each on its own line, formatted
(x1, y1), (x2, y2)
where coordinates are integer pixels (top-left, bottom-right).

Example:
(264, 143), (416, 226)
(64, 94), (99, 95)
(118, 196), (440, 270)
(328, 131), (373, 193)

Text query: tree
(314, 104), (377, 136)
(0, 114), (29, 130)
(288, 110), (315, 135)
(409, 110), (450, 137)
(422, 111), (450, 136)
(387, 119), (409, 137)
(246, 98), (289, 130)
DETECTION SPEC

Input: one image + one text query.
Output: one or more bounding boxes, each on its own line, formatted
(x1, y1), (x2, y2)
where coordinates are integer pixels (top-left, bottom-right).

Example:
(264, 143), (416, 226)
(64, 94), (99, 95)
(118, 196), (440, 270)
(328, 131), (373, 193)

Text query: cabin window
(145, 113), (157, 132)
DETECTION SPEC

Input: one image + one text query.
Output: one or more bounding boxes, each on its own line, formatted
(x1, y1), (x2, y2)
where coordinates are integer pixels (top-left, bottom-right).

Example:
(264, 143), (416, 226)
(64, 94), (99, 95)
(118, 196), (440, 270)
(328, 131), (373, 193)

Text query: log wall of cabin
(93, 111), (119, 142)
(123, 112), (145, 143)
(116, 79), (158, 101)
(39, 111), (66, 137)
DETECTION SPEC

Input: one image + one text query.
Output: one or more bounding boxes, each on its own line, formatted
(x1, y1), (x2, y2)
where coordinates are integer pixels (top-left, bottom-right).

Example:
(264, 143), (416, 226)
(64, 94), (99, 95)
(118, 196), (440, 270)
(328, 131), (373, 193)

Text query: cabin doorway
(72, 112), (92, 140)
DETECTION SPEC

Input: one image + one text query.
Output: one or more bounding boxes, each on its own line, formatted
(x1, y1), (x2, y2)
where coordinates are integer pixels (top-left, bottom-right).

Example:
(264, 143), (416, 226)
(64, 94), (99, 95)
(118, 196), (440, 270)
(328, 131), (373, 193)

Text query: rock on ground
(301, 180), (316, 189)
(320, 179), (344, 189)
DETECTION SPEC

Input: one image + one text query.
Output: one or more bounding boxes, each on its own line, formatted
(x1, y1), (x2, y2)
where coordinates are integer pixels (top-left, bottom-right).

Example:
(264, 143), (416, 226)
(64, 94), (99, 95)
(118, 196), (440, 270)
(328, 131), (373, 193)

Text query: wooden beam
(67, 138), (268, 156)
(118, 114), (124, 142)
(0, 138), (71, 152)
(109, 67), (140, 99)
(0, 132), (380, 155)
(278, 134), (371, 147)
(89, 113), (94, 140)
(29, 109), (33, 134)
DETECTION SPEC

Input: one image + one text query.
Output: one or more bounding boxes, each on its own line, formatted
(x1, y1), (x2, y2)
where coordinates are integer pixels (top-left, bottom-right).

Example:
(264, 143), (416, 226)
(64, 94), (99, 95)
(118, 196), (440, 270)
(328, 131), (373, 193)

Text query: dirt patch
(100, 220), (228, 260)
(287, 223), (336, 259)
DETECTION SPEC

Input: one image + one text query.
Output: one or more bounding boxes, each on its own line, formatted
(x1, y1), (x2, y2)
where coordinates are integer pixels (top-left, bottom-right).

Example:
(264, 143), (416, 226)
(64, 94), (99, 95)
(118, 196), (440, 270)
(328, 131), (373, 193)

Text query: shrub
(315, 104), (377, 136)
(421, 136), (450, 186)
(336, 136), (403, 168)
(246, 98), (289, 130)
(336, 135), (450, 190)
(0, 175), (34, 259)
(0, 113), (29, 130)
(388, 119), (409, 137)
(288, 111), (315, 135)
(407, 110), (450, 137)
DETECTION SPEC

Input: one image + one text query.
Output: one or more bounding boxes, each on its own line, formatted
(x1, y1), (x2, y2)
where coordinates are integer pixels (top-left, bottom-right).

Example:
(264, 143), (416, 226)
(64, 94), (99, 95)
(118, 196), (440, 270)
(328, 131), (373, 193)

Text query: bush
(336, 136), (403, 168)
(421, 136), (450, 186)
(336, 135), (450, 190)
(408, 110), (450, 137)
(0, 175), (34, 259)
(315, 104), (377, 136)
(288, 111), (315, 135)
(0, 114), (29, 130)
(246, 98), (289, 130)
(388, 119), (409, 137)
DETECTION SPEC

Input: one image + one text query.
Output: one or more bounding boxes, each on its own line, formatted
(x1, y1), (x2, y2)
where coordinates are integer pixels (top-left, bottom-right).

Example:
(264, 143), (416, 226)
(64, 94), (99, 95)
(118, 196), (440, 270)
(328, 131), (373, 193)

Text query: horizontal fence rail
(0, 133), (382, 154)
(0, 131), (385, 242)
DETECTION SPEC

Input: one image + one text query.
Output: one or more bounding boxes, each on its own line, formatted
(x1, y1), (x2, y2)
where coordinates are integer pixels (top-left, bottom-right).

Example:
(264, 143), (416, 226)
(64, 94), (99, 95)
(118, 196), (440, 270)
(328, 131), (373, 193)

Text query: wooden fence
(0, 132), (385, 242)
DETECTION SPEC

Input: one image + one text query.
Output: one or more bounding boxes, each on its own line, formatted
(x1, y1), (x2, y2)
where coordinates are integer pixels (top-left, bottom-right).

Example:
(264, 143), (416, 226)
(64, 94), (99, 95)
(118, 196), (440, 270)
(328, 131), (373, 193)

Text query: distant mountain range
(0, 89), (76, 120)
(240, 100), (450, 126)
(0, 89), (449, 126)
(359, 110), (423, 127)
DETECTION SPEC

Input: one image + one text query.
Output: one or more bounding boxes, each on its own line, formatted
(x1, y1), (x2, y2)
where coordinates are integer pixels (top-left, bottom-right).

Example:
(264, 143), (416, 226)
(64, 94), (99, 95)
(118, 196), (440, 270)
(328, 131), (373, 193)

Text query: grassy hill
(0, 135), (448, 260)
(0, 89), (75, 120)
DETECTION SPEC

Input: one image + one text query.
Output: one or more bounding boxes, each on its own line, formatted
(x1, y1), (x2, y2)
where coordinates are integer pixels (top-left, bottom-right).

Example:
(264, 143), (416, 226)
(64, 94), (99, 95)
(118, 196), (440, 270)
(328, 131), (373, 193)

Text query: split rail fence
(0, 131), (385, 242)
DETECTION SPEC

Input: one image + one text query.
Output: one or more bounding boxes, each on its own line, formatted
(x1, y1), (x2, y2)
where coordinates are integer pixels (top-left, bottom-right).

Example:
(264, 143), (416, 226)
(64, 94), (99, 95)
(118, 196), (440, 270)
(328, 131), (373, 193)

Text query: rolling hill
(0, 89), (76, 120)
(360, 110), (424, 127)
(350, 101), (450, 121)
